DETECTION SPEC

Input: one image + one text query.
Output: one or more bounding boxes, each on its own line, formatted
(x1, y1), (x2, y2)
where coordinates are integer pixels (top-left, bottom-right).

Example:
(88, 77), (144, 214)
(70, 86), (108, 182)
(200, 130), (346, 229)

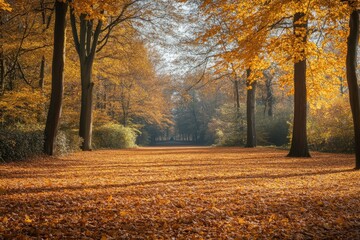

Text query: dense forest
(0, 0), (359, 168)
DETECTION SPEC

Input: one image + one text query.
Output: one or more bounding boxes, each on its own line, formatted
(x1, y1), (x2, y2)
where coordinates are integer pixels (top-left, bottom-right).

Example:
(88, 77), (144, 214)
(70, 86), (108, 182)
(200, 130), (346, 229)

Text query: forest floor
(0, 147), (359, 239)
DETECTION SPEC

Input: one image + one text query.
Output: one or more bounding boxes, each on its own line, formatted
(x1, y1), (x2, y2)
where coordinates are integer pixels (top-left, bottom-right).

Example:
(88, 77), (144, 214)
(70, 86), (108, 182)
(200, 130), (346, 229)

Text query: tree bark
(234, 79), (241, 119)
(39, 56), (45, 89)
(264, 73), (274, 117)
(0, 52), (5, 96)
(346, 10), (360, 169)
(246, 68), (257, 148)
(120, 85), (129, 127)
(39, 0), (46, 90)
(44, 1), (67, 155)
(79, 63), (94, 150)
(287, 12), (311, 157)
(0, 14), (5, 96)
(70, 10), (102, 151)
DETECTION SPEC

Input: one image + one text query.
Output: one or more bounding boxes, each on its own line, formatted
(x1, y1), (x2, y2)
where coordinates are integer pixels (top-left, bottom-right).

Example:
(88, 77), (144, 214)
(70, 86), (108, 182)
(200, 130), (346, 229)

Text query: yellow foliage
(70, 0), (135, 21)
(94, 28), (173, 128)
(0, 89), (46, 125)
(189, 0), (351, 101)
(308, 95), (354, 152)
(0, 0), (11, 11)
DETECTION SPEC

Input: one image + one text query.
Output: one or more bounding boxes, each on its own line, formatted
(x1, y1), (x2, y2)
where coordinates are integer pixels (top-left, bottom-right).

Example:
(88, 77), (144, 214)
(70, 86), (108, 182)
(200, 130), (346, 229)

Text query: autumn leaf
(24, 215), (32, 223)
(119, 211), (128, 217)
(336, 217), (345, 226)
(268, 213), (277, 223)
(2, 216), (8, 224)
(299, 207), (307, 213)
(237, 217), (246, 225)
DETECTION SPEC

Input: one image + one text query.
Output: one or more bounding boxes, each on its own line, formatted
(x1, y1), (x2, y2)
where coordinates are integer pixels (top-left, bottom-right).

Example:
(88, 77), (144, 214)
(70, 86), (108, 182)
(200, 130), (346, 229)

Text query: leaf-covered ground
(0, 147), (359, 239)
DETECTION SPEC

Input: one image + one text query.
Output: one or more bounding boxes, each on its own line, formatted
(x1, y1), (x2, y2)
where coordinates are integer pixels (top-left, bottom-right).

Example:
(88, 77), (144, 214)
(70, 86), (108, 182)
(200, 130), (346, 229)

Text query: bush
(0, 128), (44, 162)
(210, 104), (290, 147)
(217, 125), (247, 146)
(92, 123), (137, 149)
(55, 129), (83, 155)
(208, 104), (247, 146)
(136, 130), (150, 146)
(209, 117), (246, 146)
(308, 96), (354, 153)
(258, 115), (290, 146)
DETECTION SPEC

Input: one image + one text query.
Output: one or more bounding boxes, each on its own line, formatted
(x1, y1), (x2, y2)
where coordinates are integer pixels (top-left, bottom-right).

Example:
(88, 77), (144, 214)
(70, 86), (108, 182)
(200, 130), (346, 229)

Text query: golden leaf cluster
(0, 0), (11, 11)
(70, 0), (133, 21)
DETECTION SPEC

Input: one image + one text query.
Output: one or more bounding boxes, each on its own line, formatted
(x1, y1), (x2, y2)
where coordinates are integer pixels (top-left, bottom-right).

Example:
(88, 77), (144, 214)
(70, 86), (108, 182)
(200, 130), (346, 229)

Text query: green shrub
(92, 123), (137, 149)
(218, 126), (247, 146)
(55, 129), (83, 155)
(208, 104), (247, 146)
(136, 130), (150, 146)
(258, 115), (290, 146)
(0, 128), (44, 162)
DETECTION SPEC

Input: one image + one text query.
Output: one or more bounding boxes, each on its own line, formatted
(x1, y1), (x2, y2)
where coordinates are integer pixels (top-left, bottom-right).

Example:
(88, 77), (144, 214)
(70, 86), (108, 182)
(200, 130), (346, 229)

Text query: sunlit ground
(0, 147), (359, 239)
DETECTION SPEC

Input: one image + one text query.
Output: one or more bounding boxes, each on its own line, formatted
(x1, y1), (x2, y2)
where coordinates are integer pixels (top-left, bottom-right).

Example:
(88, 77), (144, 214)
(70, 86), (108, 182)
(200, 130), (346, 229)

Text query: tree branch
(70, 6), (80, 55)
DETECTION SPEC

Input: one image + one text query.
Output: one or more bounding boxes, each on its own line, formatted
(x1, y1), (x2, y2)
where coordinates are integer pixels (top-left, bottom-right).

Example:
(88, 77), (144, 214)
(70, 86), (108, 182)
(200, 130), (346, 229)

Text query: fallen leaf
(238, 217), (246, 225)
(24, 215), (32, 223)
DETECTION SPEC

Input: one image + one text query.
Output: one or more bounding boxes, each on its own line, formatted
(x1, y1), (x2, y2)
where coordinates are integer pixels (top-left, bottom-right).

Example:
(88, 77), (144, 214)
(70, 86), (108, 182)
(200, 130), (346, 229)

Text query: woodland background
(0, 0), (358, 164)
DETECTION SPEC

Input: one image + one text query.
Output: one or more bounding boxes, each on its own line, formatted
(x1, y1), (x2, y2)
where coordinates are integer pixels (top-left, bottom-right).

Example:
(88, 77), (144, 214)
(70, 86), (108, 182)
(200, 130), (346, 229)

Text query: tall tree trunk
(287, 12), (310, 157)
(346, 10), (360, 169)
(79, 62), (94, 150)
(234, 79), (241, 119)
(262, 71), (274, 118)
(122, 107), (128, 127)
(39, 56), (45, 89)
(0, 52), (5, 96)
(246, 68), (257, 148)
(9, 69), (14, 91)
(44, 1), (68, 155)
(0, 14), (4, 96)
(39, 0), (46, 90)
(265, 75), (274, 117)
(120, 86), (128, 127)
(70, 11), (102, 151)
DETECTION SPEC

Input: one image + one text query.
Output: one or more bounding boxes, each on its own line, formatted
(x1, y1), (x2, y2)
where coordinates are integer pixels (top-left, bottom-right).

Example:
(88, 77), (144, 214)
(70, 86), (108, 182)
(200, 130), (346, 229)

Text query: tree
(0, 1), (53, 126)
(69, 11), (101, 150)
(69, 0), (167, 150)
(344, 2), (360, 169)
(173, 73), (224, 144)
(245, 68), (256, 147)
(0, 1), (52, 96)
(0, 1), (10, 95)
(287, 11), (310, 157)
(94, 32), (173, 130)
(262, 68), (275, 118)
(44, 0), (68, 155)
(39, 0), (50, 90)
(180, 0), (349, 153)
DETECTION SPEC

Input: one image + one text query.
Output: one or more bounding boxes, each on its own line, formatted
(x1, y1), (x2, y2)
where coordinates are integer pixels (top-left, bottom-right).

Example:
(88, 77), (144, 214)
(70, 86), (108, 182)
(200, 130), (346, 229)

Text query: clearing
(0, 147), (359, 239)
